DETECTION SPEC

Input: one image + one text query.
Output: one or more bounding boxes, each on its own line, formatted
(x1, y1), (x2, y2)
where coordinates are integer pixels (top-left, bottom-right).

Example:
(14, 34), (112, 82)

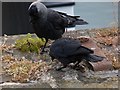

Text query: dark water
(74, 2), (118, 30)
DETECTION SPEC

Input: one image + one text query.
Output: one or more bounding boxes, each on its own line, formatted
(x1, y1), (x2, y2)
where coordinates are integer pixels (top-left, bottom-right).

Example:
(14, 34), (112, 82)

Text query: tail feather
(67, 16), (88, 25)
(66, 18), (88, 27)
(84, 54), (104, 62)
(74, 20), (88, 25)
(57, 11), (88, 26)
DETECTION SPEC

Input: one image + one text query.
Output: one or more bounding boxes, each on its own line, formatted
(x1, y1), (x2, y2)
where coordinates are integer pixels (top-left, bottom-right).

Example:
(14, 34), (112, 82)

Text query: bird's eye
(29, 5), (38, 16)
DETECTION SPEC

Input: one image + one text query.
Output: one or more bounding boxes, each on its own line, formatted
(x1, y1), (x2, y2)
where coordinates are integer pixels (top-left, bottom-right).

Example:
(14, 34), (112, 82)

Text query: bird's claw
(55, 68), (66, 72)
(55, 67), (62, 71)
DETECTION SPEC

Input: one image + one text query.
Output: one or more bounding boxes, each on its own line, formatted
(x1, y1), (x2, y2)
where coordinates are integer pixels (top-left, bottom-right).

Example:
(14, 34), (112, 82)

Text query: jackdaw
(49, 38), (104, 70)
(28, 1), (88, 53)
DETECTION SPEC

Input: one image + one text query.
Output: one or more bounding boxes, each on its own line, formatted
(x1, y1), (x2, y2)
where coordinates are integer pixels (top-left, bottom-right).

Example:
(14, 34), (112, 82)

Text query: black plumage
(28, 1), (88, 53)
(49, 38), (104, 70)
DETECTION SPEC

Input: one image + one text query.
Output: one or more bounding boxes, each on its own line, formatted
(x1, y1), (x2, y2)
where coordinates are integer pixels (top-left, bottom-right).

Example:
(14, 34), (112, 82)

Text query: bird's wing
(47, 9), (88, 29)
(57, 11), (80, 19)
(47, 9), (66, 30)
(57, 11), (88, 27)
(46, 9), (67, 36)
(50, 38), (94, 58)
(62, 43), (94, 56)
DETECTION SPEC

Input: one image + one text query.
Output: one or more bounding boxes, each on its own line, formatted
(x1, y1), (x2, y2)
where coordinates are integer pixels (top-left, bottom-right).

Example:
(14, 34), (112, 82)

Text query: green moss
(15, 33), (46, 53)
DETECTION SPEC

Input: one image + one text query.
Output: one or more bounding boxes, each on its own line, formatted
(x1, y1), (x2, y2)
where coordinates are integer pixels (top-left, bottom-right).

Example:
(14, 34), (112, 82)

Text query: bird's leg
(65, 28), (68, 33)
(49, 57), (54, 64)
(51, 57), (55, 61)
(73, 61), (80, 69)
(40, 39), (48, 54)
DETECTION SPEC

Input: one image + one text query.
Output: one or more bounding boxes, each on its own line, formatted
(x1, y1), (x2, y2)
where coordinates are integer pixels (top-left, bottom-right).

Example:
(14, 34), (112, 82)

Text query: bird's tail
(66, 16), (88, 27)
(84, 54), (104, 62)
(57, 11), (88, 27)
(74, 18), (88, 25)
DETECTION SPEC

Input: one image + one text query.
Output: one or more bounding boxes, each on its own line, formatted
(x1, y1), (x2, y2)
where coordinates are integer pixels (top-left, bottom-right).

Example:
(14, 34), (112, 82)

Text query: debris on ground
(2, 55), (51, 83)
(0, 27), (119, 86)
(92, 27), (118, 46)
(89, 27), (119, 69)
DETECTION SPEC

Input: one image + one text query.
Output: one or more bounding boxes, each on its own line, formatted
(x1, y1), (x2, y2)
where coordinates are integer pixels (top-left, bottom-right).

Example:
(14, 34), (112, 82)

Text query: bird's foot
(55, 67), (62, 71)
(55, 68), (66, 72)
(55, 66), (67, 72)
(72, 65), (79, 69)
(40, 49), (48, 54)
(74, 65), (86, 73)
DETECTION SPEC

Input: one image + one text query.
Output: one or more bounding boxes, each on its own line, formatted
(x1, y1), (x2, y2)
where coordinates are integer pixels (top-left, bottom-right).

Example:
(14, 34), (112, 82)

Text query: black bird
(28, 0), (88, 53)
(49, 38), (104, 71)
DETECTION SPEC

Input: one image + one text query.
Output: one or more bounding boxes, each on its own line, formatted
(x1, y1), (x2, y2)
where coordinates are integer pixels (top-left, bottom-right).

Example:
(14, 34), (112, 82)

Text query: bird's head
(28, 5), (38, 17)
(28, 0), (47, 20)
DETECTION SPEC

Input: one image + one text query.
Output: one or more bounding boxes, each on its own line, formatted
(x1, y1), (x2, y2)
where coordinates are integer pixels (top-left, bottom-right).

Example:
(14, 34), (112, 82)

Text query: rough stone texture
(0, 29), (119, 88)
